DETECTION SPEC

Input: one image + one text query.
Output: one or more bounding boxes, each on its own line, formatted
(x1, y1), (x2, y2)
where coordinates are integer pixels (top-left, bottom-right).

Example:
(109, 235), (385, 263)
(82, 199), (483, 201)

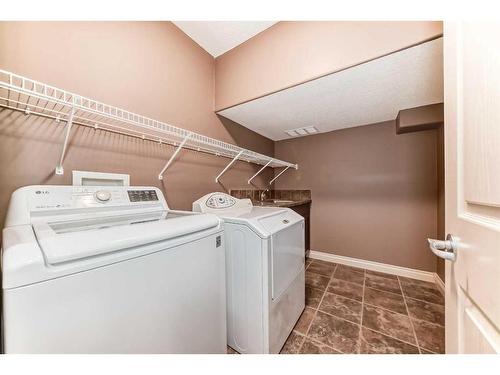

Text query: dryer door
(270, 220), (305, 300)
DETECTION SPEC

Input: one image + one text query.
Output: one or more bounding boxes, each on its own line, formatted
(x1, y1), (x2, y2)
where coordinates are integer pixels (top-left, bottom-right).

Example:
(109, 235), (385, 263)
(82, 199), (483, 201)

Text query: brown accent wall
(396, 103), (445, 280)
(274, 121), (438, 272)
(215, 21), (443, 111)
(0, 22), (274, 233)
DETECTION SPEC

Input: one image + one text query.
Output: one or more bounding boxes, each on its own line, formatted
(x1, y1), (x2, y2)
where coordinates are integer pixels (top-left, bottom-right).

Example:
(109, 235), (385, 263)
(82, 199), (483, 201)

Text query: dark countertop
(251, 198), (311, 208)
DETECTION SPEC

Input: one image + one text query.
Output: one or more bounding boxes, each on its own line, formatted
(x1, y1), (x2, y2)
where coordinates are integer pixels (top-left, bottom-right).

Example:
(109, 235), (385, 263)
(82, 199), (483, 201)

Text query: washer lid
(33, 211), (219, 264)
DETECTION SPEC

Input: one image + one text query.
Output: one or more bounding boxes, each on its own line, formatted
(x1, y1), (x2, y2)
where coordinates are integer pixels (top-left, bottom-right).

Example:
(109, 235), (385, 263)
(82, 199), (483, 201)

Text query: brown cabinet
(290, 202), (311, 252)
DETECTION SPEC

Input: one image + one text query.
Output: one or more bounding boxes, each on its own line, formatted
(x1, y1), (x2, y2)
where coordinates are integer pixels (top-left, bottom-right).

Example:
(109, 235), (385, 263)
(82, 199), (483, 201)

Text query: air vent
(284, 126), (319, 137)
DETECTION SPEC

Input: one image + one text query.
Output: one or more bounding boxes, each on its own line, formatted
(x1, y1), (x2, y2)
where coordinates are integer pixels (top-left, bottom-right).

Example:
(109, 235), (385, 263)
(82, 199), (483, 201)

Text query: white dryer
(193, 192), (305, 354)
(2, 185), (227, 353)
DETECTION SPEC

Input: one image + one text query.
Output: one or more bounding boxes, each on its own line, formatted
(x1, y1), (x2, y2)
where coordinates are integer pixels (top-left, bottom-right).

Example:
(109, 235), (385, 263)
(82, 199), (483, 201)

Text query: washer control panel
(206, 193), (236, 209)
(127, 189), (158, 202)
(24, 186), (166, 214)
(95, 190), (112, 203)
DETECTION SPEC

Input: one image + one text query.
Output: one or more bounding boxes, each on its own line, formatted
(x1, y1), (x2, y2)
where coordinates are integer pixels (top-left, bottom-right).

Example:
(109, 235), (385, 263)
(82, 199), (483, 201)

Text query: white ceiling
(173, 21), (277, 57)
(218, 38), (444, 141)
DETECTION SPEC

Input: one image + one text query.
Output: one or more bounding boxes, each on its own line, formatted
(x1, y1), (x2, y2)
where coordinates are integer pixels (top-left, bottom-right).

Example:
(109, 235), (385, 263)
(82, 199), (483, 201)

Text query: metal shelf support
(248, 159), (273, 184)
(215, 150), (244, 183)
(55, 107), (76, 176)
(158, 133), (191, 180)
(269, 165), (292, 185)
(0, 69), (298, 177)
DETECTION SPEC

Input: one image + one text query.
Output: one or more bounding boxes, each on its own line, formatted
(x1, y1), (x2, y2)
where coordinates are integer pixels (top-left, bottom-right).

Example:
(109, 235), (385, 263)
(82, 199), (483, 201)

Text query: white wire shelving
(0, 69), (297, 183)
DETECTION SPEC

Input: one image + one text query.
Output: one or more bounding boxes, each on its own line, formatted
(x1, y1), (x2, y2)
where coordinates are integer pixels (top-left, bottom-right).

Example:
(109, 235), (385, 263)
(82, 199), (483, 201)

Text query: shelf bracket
(55, 107), (76, 175)
(269, 165), (292, 185)
(248, 159), (273, 184)
(158, 133), (191, 180)
(215, 150), (244, 183)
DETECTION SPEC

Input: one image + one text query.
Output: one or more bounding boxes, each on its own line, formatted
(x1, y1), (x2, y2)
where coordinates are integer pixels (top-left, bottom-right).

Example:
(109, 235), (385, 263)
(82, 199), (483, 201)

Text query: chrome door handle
(427, 234), (457, 261)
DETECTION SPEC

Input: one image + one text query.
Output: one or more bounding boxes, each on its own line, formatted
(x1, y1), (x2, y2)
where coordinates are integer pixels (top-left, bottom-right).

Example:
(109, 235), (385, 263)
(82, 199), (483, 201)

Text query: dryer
(2, 185), (226, 353)
(193, 192), (305, 354)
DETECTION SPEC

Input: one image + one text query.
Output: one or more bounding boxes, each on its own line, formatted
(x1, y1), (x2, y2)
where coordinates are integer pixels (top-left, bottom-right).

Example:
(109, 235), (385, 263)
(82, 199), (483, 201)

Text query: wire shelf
(0, 69), (298, 179)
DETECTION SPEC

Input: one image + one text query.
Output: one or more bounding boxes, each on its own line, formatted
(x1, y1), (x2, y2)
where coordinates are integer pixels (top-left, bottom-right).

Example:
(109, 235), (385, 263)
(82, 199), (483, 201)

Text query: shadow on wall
(217, 114), (277, 188)
(217, 114), (275, 156)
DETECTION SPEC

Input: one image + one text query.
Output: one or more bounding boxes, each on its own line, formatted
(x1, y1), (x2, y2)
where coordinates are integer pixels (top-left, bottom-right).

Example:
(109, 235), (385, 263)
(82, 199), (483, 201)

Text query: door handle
(427, 234), (457, 261)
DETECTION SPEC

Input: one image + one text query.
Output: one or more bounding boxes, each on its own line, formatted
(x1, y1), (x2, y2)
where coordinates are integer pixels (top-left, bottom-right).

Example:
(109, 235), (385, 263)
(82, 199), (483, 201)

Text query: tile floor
(280, 258), (445, 354)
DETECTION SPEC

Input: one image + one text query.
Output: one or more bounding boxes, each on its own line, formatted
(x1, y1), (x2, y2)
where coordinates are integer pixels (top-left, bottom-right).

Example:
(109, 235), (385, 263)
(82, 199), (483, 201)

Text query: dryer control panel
(193, 192), (252, 213)
(206, 193), (236, 209)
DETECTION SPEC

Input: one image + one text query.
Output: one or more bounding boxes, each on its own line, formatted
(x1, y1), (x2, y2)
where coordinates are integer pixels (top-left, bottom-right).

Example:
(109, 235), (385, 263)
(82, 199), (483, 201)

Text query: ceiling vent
(284, 126), (319, 138)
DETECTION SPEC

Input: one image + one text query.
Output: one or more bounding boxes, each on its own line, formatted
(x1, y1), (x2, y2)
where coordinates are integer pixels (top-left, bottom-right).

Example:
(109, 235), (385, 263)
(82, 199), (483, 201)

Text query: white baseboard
(308, 250), (440, 285)
(433, 273), (445, 295)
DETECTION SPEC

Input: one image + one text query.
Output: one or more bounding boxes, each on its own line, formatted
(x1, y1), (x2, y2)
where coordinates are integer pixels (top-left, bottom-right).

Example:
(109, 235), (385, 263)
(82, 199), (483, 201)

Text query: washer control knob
(95, 190), (111, 203)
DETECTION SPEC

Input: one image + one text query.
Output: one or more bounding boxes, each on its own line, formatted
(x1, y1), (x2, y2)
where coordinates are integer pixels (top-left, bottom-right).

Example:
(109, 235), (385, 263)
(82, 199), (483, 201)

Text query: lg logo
(35, 190), (49, 195)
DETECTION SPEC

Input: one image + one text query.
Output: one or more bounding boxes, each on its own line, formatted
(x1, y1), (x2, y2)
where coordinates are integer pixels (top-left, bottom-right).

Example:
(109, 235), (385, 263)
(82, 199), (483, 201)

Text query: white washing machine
(193, 192), (305, 354)
(2, 185), (226, 353)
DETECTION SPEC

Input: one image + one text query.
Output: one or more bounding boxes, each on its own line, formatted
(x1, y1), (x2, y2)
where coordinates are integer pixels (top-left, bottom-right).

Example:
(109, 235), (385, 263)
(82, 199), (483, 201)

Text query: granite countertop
(251, 198), (312, 208)
(230, 189), (311, 208)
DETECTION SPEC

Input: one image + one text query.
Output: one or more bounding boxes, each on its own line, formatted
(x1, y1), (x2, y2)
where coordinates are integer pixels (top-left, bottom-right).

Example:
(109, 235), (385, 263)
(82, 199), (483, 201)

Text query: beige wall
(274, 121), (438, 272)
(215, 21), (443, 111)
(0, 22), (274, 233)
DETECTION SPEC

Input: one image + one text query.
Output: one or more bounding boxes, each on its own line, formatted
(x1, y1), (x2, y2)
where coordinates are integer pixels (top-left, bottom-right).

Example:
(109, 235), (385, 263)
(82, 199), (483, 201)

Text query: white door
(440, 21), (500, 354)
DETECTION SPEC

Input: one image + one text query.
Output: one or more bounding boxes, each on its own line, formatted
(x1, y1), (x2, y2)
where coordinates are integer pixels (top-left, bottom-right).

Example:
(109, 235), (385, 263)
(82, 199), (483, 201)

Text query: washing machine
(1, 185), (226, 353)
(193, 192), (305, 354)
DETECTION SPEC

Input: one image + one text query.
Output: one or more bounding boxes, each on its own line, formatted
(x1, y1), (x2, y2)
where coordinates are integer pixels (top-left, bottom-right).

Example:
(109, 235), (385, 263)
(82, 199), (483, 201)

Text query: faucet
(260, 189), (269, 202)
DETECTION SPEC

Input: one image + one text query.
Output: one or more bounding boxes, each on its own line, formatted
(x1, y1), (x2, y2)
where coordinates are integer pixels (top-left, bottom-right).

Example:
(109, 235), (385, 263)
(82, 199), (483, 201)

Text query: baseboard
(433, 273), (445, 295)
(308, 250), (438, 284)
